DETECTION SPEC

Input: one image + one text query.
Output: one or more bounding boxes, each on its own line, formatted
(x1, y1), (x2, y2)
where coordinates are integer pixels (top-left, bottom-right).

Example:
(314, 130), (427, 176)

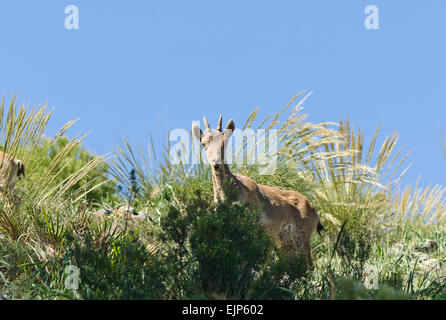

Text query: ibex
(0, 151), (25, 202)
(192, 116), (324, 266)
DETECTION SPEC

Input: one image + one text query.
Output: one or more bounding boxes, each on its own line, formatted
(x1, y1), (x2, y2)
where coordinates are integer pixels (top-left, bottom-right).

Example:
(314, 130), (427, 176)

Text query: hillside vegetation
(0, 93), (444, 300)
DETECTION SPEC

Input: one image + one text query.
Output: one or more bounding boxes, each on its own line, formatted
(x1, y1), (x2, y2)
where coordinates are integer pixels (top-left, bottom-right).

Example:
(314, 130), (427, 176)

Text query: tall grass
(0, 94), (107, 250)
(109, 91), (445, 300)
(1, 92), (444, 300)
(110, 91), (446, 233)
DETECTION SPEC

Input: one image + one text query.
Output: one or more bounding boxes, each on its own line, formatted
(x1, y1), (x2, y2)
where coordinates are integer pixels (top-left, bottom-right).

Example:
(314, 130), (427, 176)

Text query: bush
(155, 181), (309, 299)
(334, 277), (410, 300)
(335, 222), (373, 281)
(64, 232), (167, 299)
(249, 249), (308, 299)
(0, 239), (34, 299)
(189, 201), (273, 299)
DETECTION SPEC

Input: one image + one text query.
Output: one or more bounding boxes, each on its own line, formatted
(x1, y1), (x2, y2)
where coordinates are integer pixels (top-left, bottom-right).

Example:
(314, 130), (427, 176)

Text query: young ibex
(0, 151), (25, 201)
(192, 116), (324, 266)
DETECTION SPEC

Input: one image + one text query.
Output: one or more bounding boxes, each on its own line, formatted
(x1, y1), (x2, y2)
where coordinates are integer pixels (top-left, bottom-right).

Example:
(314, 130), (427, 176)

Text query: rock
(132, 211), (146, 220)
(415, 240), (439, 253)
(94, 205), (147, 221)
(116, 205), (147, 220)
(390, 241), (444, 280)
(417, 256), (443, 277)
(94, 208), (113, 217)
(389, 243), (407, 255)
(116, 205), (136, 217)
(45, 244), (56, 257)
(412, 247), (444, 278)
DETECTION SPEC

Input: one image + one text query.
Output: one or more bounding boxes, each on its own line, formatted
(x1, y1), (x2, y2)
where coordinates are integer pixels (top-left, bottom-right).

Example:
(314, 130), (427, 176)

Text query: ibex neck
(211, 164), (234, 203)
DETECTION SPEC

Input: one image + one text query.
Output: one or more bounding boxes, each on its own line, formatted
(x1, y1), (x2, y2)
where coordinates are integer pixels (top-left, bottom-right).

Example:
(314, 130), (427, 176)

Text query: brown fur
(192, 116), (321, 266)
(0, 151), (25, 198)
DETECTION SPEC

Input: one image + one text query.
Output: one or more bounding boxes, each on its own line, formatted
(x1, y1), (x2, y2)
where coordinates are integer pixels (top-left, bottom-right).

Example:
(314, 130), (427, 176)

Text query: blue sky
(0, 1), (445, 188)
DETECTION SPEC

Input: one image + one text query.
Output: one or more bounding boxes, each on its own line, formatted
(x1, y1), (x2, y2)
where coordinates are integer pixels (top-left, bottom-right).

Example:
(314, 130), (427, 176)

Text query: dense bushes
(152, 181), (309, 299)
(189, 202), (272, 299)
(64, 232), (167, 300)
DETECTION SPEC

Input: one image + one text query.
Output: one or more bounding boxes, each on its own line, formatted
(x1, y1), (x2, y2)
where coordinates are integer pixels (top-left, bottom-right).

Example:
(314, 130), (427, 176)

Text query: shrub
(154, 180), (310, 299)
(335, 222), (373, 281)
(189, 201), (273, 299)
(64, 232), (167, 300)
(249, 249), (308, 299)
(334, 277), (410, 300)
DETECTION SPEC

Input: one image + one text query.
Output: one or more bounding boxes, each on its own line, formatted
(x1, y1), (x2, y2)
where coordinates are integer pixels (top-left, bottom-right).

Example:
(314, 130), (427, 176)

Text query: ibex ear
(224, 119), (235, 139)
(191, 123), (203, 141)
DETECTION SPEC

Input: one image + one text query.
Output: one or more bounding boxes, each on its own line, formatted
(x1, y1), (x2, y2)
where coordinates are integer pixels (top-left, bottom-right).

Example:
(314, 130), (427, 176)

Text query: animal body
(0, 151), (25, 200)
(192, 116), (324, 265)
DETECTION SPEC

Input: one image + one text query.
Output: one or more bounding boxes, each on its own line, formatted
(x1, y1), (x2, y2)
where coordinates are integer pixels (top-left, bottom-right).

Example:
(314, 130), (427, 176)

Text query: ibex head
(192, 115), (235, 170)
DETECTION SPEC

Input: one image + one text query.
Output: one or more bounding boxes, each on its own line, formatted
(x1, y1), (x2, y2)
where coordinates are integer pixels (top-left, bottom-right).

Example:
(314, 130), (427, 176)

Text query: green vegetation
(0, 93), (444, 300)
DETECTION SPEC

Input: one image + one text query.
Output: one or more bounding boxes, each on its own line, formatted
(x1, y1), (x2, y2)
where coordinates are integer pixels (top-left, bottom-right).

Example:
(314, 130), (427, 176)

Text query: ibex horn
(203, 116), (211, 131)
(217, 115), (223, 132)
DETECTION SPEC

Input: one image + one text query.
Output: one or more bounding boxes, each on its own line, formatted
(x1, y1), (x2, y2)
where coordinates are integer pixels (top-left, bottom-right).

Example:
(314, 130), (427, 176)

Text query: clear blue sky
(0, 1), (445, 188)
